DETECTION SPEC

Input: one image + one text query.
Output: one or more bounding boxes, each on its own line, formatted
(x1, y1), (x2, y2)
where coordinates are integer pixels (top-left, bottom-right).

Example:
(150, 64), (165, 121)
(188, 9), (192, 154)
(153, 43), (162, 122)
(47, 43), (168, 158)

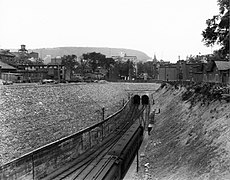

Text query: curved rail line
(44, 105), (145, 180)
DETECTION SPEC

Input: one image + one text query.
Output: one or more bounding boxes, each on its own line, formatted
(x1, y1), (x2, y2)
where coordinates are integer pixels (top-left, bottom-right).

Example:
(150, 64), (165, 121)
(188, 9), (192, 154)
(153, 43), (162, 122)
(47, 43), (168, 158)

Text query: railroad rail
(0, 97), (149, 180)
(44, 105), (145, 180)
(45, 108), (144, 180)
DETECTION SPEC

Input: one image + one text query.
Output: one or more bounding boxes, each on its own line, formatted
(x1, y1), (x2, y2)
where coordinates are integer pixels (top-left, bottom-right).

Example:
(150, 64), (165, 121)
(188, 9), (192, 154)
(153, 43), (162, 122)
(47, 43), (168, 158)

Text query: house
(192, 63), (206, 82)
(214, 61), (230, 83)
(0, 60), (17, 73)
(111, 54), (137, 62)
(29, 51), (39, 59)
(205, 60), (230, 84)
(0, 49), (16, 65)
(0, 60), (18, 82)
(122, 55), (137, 62)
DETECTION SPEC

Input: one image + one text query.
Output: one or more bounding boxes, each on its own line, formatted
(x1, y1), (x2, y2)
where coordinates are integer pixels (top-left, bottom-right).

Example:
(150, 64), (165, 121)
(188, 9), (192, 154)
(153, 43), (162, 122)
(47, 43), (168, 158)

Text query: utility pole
(58, 64), (60, 83)
(102, 107), (105, 121)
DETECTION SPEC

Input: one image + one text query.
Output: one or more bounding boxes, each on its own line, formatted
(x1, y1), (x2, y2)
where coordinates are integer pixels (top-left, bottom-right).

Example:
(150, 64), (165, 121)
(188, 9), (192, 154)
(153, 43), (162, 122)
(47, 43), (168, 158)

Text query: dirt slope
(135, 84), (230, 180)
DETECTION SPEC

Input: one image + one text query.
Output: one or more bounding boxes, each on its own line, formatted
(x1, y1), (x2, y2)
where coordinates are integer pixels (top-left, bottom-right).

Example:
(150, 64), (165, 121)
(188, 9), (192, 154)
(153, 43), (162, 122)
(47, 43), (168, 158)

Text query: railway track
(44, 105), (145, 180)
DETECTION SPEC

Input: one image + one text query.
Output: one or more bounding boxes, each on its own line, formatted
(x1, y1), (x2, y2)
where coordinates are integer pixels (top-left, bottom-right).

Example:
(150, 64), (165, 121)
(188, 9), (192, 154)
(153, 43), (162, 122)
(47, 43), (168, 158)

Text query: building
(18, 44), (28, 54)
(158, 58), (230, 84)
(177, 60), (197, 81)
(192, 63), (206, 82)
(158, 63), (177, 81)
(43, 55), (52, 64)
(111, 54), (137, 62)
(50, 56), (62, 65)
(158, 60), (207, 82)
(0, 60), (17, 73)
(29, 52), (39, 59)
(11, 45), (40, 65)
(16, 64), (65, 82)
(122, 55), (137, 62)
(0, 60), (18, 81)
(205, 61), (230, 84)
(0, 49), (16, 65)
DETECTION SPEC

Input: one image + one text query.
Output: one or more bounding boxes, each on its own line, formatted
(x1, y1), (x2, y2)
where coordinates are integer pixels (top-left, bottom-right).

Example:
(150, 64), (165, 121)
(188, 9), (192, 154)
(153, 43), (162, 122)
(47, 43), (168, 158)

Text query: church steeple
(153, 53), (157, 62)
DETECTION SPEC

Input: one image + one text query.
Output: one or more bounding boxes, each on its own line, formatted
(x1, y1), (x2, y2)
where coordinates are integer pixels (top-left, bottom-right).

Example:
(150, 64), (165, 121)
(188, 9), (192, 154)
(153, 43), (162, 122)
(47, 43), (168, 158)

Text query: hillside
(30, 47), (151, 62)
(134, 83), (230, 180)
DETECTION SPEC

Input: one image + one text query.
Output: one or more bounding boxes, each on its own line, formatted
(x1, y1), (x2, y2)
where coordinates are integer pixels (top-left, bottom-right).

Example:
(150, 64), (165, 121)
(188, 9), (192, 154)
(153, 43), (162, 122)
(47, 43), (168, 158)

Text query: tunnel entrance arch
(133, 95), (141, 105)
(142, 95), (149, 105)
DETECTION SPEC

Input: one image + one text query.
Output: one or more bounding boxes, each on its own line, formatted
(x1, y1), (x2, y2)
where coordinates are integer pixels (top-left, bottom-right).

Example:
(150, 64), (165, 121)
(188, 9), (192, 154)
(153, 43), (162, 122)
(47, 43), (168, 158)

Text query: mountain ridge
(28, 47), (151, 62)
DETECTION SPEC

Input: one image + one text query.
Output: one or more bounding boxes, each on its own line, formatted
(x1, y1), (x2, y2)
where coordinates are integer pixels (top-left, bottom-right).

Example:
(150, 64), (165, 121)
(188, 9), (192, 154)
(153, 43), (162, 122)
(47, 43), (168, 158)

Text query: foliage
(76, 55), (89, 74)
(61, 55), (78, 78)
(80, 52), (116, 78)
(33, 58), (44, 65)
(61, 54), (78, 69)
(202, 0), (229, 59)
(102, 57), (115, 78)
(82, 52), (106, 72)
(101, 57), (115, 70)
(60, 52), (136, 80)
(136, 61), (155, 78)
(114, 60), (135, 79)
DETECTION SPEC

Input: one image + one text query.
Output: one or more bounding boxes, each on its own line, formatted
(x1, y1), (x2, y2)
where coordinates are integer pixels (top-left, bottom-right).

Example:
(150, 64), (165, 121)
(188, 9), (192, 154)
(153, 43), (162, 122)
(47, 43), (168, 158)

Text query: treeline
(61, 52), (156, 80)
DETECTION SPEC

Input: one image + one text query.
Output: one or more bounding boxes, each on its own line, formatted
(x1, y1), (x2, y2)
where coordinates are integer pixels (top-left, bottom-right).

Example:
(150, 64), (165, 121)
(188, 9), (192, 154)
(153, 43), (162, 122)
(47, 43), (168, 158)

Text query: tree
(202, 0), (229, 59)
(33, 58), (44, 65)
(77, 55), (90, 75)
(61, 55), (78, 80)
(137, 62), (145, 75)
(136, 61), (154, 78)
(82, 52), (106, 72)
(61, 54), (78, 69)
(101, 57), (115, 70)
(103, 57), (115, 78)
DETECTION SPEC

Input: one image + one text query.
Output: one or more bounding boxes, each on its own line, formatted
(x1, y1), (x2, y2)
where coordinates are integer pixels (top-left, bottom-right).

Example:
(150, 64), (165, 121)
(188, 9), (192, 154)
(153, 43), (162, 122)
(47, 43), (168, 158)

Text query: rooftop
(215, 61), (230, 71)
(0, 61), (17, 70)
(0, 49), (15, 57)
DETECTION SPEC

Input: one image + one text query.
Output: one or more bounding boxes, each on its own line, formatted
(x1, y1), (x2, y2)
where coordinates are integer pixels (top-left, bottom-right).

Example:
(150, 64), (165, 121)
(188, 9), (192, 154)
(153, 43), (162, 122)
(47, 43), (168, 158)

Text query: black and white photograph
(0, 0), (229, 179)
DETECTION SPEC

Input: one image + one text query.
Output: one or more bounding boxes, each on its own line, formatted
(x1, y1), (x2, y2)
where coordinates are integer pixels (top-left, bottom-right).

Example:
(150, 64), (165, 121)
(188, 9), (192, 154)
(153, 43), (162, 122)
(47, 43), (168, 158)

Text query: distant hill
(28, 47), (151, 62)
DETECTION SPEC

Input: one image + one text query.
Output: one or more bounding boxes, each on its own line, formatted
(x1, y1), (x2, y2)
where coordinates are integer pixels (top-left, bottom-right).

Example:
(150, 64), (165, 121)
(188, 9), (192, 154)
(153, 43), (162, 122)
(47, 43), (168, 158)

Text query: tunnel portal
(141, 95), (149, 105)
(133, 95), (141, 105)
(132, 94), (150, 105)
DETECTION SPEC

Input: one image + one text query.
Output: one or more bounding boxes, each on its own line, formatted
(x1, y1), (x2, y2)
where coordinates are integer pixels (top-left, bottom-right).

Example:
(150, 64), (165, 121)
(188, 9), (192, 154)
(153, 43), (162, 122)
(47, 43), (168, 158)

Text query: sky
(0, 0), (220, 62)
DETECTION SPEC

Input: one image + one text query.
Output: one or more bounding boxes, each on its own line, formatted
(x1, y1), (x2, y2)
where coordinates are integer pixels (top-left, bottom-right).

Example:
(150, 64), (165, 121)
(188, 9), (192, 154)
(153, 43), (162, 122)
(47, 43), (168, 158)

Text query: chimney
(21, 45), (26, 50)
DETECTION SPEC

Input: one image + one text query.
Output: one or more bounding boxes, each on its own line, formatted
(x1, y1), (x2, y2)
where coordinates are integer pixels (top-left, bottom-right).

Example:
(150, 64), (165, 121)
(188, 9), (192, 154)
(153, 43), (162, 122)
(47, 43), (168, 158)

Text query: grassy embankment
(137, 83), (230, 180)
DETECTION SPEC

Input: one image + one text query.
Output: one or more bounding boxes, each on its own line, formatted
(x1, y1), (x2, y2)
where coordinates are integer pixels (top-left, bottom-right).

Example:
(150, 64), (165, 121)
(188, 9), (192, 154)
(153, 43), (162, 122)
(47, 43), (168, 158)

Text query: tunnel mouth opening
(133, 95), (141, 105)
(142, 95), (149, 105)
